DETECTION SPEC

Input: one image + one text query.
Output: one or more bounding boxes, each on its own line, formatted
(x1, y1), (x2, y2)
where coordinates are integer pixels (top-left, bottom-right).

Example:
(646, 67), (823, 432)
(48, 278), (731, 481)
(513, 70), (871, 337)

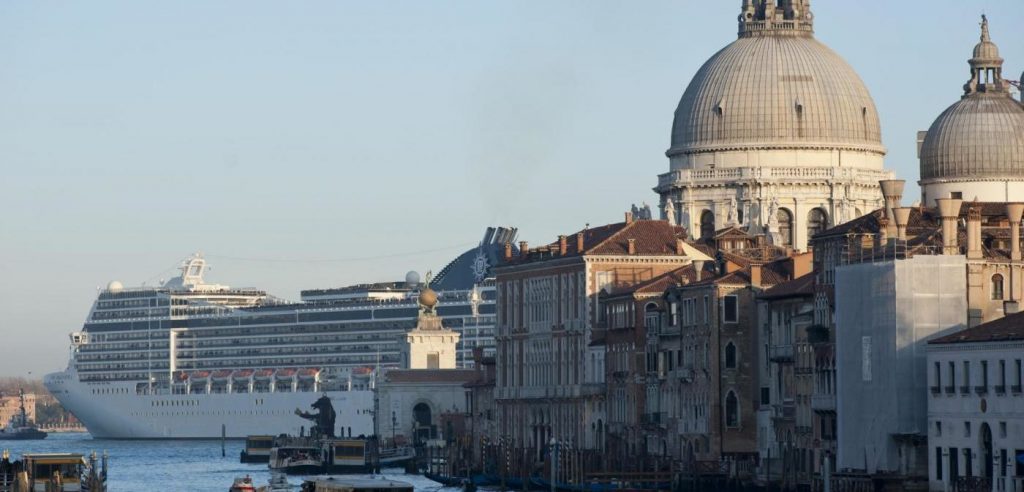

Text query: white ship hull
(44, 370), (375, 439)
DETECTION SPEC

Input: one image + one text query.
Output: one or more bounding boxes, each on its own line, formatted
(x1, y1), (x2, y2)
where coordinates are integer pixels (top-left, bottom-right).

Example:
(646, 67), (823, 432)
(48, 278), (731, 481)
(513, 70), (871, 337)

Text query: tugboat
(0, 389), (47, 440)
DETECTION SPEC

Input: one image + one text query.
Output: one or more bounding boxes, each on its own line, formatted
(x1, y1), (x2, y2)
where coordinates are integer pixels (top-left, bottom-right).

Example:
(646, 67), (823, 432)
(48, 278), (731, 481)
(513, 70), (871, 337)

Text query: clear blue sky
(0, 1), (1020, 377)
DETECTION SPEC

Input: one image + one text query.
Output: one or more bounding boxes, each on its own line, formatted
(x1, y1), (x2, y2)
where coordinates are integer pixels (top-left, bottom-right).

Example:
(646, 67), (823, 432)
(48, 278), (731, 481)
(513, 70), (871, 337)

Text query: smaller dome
(973, 41), (1000, 61)
(106, 281), (124, 293)
(405, 271), (421, 287)
(418, 288), (438, 309)
(920, 96), (1024, 180)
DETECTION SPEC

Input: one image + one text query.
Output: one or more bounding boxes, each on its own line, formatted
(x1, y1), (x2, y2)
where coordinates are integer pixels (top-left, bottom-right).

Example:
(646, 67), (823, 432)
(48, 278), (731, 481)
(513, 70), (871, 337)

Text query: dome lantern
(739, 0), (813, 38)
(964, 15), (1009, 96)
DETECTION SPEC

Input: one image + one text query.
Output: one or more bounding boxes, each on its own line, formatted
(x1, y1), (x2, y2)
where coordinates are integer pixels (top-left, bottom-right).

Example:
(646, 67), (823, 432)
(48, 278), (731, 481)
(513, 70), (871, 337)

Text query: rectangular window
(933, 362), (942, 394)
(1015, 360), (1023, 392)
(962, 361), (971, 394)
(936, 447), (943, 481)
(1016, 449), (1023, 477)
(950, 448), (959, 481)
(427, 353), (440, 369)
(999, 360), (1007, 392)
(965, 448), (973, 478)
(936, 421), (942, 437)
(722, 295), (739, 323)
(948, 361), (956, 393)
(965, 421), (971, 438)
(981, 360), (989, 390)
(703, 296), (709, 323)
(761, 387), (770, 405)
(1000, 449), (1007, 478)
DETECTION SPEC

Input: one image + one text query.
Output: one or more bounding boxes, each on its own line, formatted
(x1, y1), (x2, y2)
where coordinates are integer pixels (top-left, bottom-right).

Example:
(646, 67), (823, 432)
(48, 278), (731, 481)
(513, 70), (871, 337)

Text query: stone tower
(401, 281), (460, 370)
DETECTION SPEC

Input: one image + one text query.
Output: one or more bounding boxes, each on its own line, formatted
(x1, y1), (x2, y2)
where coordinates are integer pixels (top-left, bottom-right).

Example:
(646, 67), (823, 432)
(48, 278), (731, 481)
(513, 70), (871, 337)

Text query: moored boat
(240, 435), (275, 463)
(0, 390), (47, 441)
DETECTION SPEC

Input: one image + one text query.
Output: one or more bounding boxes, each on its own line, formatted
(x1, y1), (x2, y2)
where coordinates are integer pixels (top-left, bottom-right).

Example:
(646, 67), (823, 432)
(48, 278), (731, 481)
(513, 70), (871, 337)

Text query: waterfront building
(661, 240), (809, 471)
(927, 312), (1024, 491)
(376, 285), (476, 445)
(494, 216), (692, 461)
(755, 273), (830, 487)
(655, 0), (893, 251)
(0, 393), (36, 427)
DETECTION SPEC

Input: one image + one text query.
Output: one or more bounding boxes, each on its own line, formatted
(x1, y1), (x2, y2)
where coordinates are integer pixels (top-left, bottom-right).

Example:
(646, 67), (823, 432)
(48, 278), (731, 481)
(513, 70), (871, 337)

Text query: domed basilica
(918, 15), (1024, 206)
(655, 0), (894, 251)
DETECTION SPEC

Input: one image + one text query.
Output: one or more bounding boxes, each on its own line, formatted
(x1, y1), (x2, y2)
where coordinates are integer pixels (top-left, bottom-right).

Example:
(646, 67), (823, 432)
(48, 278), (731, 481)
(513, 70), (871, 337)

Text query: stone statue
(768, 196), (780, 226)
(727, 196), (738, 224)
(295, 394), (337, 439)
(641, 203), (652, 220)
(664, 200), (677, 226)
(836, 200), (849, 224)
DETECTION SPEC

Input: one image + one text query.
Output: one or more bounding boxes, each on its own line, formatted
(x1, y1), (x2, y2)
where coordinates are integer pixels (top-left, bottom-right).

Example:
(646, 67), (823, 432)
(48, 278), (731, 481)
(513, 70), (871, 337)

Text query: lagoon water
(3, 433), (460, 492)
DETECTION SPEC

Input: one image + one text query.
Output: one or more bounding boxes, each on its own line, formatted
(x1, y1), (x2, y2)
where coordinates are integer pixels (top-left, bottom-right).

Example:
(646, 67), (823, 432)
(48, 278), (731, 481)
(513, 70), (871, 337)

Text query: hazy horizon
(1, 0), (1021, 377)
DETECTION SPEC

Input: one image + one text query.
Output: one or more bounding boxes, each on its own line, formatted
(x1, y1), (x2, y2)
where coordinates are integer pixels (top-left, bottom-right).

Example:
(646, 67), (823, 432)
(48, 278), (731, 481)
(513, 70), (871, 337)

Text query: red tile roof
(509, 220), (688, 264)
(929, 311), (1024, 345)
(759, 273), (816, 300)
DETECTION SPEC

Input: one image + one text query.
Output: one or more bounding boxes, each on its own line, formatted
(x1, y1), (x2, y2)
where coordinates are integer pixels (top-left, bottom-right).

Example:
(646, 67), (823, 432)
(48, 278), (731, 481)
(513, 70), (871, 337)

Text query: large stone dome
(920, 16), (1024, 182)
(669, 19), (884, 157)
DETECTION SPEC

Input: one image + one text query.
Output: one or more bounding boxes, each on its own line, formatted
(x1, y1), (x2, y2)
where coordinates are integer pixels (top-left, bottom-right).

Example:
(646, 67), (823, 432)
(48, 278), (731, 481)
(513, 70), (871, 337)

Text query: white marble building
(927, 313), (1024, 492)
(655, 0), (893, 251)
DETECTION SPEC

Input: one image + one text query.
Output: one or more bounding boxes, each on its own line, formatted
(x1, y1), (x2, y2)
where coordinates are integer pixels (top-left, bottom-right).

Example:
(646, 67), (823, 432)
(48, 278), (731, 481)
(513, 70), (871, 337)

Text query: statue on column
(727, 196), (738, 225)
(663, 199), (677, 227)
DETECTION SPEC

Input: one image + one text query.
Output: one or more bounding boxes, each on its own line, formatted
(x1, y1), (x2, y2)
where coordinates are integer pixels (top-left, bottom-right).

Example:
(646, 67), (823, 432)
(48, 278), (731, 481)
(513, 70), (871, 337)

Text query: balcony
(1012, 384), (1023, 394)
(771, 404), (796, 423)
(811, 394), (836, 413)
(994, 385), (1006, 395)
(795, 425), (813, 435)
(960, 385), (971, 395)
(930, 385), (941, 395)
(769, 344), (795, 363)
(643, 412), (666, 427)
(944, 385), (955, 395)
(974, 385), (988, 395)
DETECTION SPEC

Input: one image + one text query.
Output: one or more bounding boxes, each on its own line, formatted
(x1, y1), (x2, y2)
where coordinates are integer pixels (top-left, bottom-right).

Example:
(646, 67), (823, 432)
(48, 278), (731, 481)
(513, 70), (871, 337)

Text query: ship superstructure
(45, 228), (514, 439)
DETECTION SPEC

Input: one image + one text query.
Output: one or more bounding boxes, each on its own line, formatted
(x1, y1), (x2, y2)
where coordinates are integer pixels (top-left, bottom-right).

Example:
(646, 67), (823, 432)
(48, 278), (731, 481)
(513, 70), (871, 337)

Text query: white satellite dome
(106, 281), (124, 293)
(405, 271), (421, 287)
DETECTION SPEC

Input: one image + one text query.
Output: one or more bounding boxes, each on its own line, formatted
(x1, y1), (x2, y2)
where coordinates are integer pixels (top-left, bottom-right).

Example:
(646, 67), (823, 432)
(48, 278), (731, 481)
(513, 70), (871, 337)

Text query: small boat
(229, 475), (257, 492)
(268, 439), (322, 475)
(240, 435), (275, 463)
(300, 477), (413, 492)
(1, 451), (109, 491)
(0, 389), (48, 440)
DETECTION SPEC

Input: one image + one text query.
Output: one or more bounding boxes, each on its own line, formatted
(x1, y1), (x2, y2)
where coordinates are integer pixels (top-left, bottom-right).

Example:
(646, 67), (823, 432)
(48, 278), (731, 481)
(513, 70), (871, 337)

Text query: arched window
(777, 208), (793, 248)
(725, 342), (737, 369)
(725, 391), (739, 428)
(808, 208), (829, 239)
(700, 211), (715, 240)
(991, 274), (1005, 300)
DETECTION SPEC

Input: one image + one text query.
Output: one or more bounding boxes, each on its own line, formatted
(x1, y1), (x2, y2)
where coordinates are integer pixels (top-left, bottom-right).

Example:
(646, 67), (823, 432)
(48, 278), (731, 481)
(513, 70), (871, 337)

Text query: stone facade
(0, 393), (37, 427)
(494, 218), (692, 462)
(927, 313), (1024, 491)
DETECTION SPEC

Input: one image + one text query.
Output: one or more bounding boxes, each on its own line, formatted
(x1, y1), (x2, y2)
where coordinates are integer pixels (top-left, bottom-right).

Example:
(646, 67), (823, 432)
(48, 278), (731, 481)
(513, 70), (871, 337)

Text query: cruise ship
(44, 228), (515, 439)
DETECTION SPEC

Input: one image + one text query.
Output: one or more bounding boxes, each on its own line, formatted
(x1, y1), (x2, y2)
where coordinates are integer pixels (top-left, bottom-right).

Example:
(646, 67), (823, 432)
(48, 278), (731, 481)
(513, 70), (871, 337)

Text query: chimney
(519, 241), (529, 258)
(625, 212), (634, 225)
(504, 242), (513, 261)
(876, 217), (889, 249)
(577, 232), (585, 253)
(893, 207), (912, 242)
(967, 206), (982, 260)
(1007, 203), (1024, 261)
(559, 235), (568, 256)
(879, 180), (906, 236)
(936, 197), (963, 255)
(693, 260), (706, 282)
(627, 239), (636, 255)
(750, 265), (763, 288)
(676, 238), (686, 256)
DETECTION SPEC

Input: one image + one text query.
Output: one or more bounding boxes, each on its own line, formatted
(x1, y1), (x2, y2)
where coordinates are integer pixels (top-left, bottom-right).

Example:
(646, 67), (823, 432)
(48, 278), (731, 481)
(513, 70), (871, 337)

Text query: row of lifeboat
(173, 368), (323, 382)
